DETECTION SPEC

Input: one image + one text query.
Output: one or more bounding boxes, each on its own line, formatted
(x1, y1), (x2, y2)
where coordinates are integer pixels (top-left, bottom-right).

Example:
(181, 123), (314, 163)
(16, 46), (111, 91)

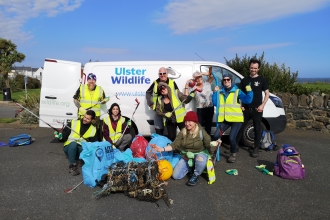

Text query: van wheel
(241, 120), (266, 147)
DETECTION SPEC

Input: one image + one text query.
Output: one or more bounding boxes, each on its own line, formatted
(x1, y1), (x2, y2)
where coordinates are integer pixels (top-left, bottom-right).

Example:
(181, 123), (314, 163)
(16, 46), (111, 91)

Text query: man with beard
(73, 73), (107, 119)
(55, 110), (98, 176)
(73, 73), (107, 140)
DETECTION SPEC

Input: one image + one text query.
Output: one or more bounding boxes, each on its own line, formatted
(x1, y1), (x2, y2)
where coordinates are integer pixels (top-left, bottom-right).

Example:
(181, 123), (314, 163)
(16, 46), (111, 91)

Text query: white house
(10, 66), (43, 81)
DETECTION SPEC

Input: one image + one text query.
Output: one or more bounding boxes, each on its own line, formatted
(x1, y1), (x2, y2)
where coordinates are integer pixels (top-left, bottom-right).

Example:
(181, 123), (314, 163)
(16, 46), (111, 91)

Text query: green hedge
(224, 52), (330, 96)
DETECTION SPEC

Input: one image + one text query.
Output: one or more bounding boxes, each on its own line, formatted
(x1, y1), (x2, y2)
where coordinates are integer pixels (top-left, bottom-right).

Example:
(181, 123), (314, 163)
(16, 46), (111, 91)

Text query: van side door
(39, 59), (81, 128)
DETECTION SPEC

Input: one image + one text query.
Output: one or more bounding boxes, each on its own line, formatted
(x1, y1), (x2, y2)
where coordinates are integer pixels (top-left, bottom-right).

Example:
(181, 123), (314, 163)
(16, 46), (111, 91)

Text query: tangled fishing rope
(93, 161), (173, 207)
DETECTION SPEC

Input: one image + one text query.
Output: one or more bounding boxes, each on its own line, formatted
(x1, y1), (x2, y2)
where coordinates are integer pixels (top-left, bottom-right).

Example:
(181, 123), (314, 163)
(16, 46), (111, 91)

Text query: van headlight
(269, 96), (283, 108)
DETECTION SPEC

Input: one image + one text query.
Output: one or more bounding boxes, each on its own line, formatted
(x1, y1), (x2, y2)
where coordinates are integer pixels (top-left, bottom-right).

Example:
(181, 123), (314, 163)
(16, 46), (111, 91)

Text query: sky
(1, 0), (330, 78)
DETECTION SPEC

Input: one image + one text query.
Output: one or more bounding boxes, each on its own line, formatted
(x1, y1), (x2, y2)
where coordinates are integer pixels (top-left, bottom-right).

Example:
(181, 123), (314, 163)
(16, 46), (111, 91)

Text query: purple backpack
(274, 144), (305, 180)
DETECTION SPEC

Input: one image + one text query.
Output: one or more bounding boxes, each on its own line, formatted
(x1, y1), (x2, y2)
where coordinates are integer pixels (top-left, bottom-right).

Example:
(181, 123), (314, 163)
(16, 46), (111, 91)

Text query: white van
(39, 59), (286, 146)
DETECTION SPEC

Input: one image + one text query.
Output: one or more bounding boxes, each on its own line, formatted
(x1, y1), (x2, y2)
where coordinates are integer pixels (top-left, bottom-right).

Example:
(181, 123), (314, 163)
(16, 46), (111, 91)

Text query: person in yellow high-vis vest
(73, 73), (108, 141)
(146, 67), (180, 135)
(103, 103), (132, 151)
(212, 73), (253, 163)
(151, 111), (221, 186)
(55, 110), (98, 176)
(73, 73), (107, 118)
(155, 82), (194, 141)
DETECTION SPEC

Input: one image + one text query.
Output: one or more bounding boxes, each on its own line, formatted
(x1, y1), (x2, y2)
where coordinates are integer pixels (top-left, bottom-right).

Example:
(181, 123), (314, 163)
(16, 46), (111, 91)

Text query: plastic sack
(145, 133), (173, 161)
(170, 153), (182, 168)
(80, 141), (115, 188)
(130, 134), (148, 158)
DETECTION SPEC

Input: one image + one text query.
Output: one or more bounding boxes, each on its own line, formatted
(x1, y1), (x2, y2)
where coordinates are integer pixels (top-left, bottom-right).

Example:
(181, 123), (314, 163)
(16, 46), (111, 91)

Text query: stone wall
(276, 92), (330, 133)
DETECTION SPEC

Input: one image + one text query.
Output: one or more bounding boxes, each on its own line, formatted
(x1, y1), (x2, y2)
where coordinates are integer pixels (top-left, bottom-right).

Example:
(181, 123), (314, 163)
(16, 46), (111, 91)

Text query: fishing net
(93, 159), (173, 207)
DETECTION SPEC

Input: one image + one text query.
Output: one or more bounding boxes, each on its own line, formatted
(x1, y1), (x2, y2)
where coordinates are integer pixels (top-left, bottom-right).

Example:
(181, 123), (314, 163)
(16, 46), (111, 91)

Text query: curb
(0, 123), (39, 129)
(0, 101), (18, 107)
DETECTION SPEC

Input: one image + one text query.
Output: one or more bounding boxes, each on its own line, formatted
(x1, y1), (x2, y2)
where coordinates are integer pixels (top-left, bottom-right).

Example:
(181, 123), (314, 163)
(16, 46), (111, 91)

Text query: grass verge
(0, 89), (41, 101)
(0, 118), (18, 123)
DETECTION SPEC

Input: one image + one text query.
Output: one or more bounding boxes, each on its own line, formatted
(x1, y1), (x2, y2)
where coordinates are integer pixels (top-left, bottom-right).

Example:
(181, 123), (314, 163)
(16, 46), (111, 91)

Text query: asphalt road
(0, 105), (20, 118)
(0, 127), (329, 220)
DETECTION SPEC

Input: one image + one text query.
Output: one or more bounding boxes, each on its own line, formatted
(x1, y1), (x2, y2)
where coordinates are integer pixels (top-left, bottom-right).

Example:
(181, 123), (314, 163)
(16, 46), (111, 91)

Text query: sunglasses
(159, 72), (167, 76)
(223, 78), (231, 82)
(194, 76), (202, 80)
(159, 86), (167, 91)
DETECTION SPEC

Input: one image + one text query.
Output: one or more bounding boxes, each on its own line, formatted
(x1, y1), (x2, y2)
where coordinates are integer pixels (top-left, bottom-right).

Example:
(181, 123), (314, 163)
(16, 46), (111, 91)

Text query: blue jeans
(63, 142), (82, 164)
(219, 121), (242, 153)
(172, 153), (208, 179)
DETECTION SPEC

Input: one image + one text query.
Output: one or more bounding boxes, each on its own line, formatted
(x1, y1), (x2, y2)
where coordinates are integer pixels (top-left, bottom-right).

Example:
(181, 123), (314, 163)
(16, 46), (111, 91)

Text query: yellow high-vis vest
(157, 90), (186, 125)
(151, 79), (175, 110)
(64, 119), (96, 147)
(217, 89), (244, 122)
(79, 85), (103, 117)
(103, 116), (125, 143)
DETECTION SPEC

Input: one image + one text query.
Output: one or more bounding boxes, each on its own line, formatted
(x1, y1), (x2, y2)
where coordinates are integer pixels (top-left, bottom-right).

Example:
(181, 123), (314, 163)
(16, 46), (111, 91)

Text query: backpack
(260, 130), (279, 151)
(8, 134), (32, 147)
(274, 144), (305, 180)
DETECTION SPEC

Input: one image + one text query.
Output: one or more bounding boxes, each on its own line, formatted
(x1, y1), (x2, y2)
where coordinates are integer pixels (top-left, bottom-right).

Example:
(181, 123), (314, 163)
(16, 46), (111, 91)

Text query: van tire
(241, 120), (266, 147)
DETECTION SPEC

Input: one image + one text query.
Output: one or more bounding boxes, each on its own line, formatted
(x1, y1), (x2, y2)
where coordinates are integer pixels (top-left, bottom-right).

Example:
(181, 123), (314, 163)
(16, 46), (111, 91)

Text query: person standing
(55, 110), (98, 176)
(103, 103), (132, 151)
(213, 73), (253, 163)
(73, 73), (107, 119)
(238, 58), (269, 158)
(184, 67), (214, 135)
(146, 67), (180, 135)
(155, 82), (194, 141)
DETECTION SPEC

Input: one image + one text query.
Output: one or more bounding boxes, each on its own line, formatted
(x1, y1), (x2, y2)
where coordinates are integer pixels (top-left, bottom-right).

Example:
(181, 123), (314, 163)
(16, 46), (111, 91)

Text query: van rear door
(39, 59), (81, 128)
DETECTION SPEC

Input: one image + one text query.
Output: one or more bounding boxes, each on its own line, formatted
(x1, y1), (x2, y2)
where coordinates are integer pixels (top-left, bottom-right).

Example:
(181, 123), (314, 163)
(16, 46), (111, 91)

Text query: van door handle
(45, 96), (57, 99)
(66, 113), (73, 115)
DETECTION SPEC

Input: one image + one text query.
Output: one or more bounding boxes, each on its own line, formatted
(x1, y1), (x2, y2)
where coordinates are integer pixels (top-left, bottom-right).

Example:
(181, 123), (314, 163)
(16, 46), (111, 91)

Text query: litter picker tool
(211, 66), (221, 162)
(64, 180), (84, 194)
(15, 102), (63, 132)
(56, 120), (88, 141)
(85, 95), (118, 110)
(116, 98), (140, 144)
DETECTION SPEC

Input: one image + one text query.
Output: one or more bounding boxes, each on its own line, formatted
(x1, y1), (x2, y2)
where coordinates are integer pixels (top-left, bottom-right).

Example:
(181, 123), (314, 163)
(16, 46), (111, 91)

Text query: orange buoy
(157, 159), (173, 181)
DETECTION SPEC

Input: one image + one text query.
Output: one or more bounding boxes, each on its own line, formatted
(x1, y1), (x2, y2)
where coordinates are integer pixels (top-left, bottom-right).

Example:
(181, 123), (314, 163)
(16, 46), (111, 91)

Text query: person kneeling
(55, 110), (98, 176)
(152, 111), (221, 186)
(103, 103), (132, 151)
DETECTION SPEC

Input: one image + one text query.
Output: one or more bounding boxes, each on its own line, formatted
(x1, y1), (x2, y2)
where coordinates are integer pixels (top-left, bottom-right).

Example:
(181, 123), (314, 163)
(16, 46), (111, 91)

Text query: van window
(200, 66), (241, 89)
(201, 65), (220, 90)
(222, 68), (241, 87)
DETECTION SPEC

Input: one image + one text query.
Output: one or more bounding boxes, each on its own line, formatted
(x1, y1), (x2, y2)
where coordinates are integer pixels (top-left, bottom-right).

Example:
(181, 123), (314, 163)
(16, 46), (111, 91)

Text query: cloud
(227, 42), (294, 53)
(0, 0), (83, 42)
(82, 47), (129, 54)
(157, 0), (330, 34)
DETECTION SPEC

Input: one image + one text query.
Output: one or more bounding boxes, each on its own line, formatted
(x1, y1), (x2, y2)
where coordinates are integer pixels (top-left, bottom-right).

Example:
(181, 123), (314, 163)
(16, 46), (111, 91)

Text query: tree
(0, 39), (25, 88)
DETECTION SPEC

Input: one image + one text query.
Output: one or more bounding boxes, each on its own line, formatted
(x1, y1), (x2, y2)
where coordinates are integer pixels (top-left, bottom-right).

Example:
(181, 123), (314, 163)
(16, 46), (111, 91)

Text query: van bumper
(266, 115), (287, 134)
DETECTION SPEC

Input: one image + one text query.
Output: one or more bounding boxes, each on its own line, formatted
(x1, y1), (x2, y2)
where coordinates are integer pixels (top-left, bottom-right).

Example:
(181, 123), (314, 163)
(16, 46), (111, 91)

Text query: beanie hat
(184, 111), (198, 123)
(222, 73), (233, 86)
(87, 73), (97, 81)
(223, 73), (232, 81)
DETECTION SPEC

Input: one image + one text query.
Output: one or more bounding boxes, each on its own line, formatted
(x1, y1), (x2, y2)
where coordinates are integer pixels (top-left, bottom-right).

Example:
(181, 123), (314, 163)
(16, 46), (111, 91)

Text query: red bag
(130, 135), (148, 158)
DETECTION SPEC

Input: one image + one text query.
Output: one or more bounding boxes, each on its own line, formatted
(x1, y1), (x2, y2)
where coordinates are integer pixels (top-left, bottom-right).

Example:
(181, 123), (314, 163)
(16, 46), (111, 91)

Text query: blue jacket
(212, 85), (253, 106)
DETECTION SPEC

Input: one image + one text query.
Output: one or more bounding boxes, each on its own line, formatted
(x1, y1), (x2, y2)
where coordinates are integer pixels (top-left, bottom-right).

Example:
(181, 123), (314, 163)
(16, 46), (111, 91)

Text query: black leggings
(197, 107), (214, 135)
(166, 121), (185, 142)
